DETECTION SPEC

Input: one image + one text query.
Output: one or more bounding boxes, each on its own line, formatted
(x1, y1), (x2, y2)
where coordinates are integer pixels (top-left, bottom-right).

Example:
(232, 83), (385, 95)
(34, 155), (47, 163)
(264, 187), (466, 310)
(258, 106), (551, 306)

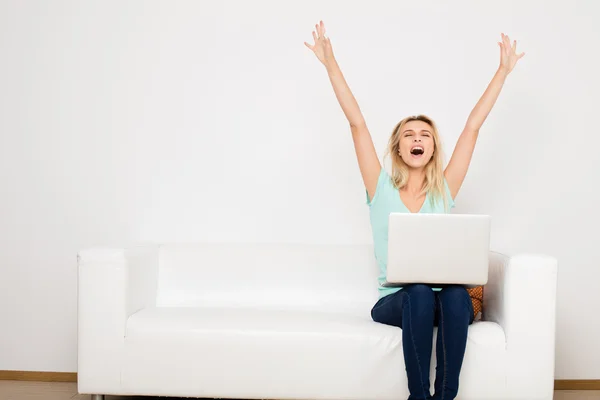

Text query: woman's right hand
(304, 20), (335, 67)
(303, 20), (381, 201)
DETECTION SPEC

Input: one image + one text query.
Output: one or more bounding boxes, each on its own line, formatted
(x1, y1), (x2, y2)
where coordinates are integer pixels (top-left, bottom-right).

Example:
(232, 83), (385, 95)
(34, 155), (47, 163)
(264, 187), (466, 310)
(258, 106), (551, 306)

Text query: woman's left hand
(498, 33), (525, 75)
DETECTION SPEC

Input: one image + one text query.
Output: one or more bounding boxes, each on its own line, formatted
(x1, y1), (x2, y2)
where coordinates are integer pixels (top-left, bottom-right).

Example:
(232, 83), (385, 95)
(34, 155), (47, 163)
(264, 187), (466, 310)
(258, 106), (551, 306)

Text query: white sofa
(77, 242), (558, 400)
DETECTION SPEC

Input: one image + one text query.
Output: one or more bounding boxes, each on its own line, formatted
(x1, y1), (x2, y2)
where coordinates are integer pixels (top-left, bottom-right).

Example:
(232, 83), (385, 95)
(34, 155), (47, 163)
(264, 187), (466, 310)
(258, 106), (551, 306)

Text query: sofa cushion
(121, 307), (507, 399)
(155, 243), (380, 314)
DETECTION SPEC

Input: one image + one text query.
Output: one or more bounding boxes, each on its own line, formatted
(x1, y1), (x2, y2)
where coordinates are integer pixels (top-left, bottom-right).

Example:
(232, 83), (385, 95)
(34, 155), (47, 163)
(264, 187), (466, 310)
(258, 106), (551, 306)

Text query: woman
(305, 21), (524, 400)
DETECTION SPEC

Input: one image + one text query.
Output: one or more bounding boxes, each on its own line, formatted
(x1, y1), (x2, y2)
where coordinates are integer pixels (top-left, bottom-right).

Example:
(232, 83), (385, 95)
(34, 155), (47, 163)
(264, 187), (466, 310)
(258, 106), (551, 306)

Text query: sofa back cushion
(156, 242), (379, 316)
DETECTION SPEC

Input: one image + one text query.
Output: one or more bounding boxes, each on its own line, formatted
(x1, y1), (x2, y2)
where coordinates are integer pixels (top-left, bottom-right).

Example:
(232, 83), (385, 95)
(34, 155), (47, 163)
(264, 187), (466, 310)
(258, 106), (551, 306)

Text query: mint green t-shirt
(366, 168), (455, 298)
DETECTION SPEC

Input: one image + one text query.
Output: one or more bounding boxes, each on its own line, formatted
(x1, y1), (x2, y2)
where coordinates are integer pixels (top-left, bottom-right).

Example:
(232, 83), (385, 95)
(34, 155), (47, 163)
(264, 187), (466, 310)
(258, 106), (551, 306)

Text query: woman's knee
(438, 285), (472, 318)
(439, 285), (468, 298)
(403, 283), (434, 297)
(402, 284), (435, 308)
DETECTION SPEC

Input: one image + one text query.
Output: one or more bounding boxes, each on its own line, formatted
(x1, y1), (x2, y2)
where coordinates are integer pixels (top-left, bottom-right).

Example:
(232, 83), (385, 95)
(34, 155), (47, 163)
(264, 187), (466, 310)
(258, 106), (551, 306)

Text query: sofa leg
(91, 395), (104, 400)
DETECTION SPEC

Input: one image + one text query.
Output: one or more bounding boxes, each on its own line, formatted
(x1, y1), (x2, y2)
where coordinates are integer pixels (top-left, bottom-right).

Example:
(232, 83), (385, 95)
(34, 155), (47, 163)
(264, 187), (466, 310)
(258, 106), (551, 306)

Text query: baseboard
(0, 371), (597, 389)
(554, 380), (600, 390)
(0, 370), (77, 382)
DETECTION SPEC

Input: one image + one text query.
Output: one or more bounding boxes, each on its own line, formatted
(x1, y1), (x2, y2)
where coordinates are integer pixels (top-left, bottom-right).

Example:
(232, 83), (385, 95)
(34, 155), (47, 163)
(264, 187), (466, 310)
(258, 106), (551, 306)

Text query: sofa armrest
(77, 244), (159, 394)
(483, 251), (558, 400)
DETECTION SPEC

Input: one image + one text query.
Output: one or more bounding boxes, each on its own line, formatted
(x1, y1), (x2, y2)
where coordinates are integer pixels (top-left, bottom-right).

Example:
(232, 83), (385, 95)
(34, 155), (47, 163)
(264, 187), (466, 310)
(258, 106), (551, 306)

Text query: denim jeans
(371, 284), (474, 400)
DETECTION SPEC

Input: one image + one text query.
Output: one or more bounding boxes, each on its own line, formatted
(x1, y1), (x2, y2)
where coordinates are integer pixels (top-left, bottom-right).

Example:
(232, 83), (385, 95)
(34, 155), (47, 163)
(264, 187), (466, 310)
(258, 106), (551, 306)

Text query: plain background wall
(0, 0), (598, 378)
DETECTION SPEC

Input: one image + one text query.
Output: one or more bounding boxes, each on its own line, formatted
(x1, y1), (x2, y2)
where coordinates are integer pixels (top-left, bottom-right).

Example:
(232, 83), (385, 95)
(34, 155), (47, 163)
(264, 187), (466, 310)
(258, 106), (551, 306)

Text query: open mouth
(410, 147), (424, 156)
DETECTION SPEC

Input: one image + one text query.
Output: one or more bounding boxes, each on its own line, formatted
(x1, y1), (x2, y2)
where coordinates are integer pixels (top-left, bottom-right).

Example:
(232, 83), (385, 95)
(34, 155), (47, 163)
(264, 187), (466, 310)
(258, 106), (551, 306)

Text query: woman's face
(398, 120), (435, 169)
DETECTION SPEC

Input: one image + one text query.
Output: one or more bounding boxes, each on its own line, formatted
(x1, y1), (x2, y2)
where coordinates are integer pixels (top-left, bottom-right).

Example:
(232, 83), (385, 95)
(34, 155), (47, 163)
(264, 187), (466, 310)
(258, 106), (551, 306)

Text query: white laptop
(384, 213), (490, 288)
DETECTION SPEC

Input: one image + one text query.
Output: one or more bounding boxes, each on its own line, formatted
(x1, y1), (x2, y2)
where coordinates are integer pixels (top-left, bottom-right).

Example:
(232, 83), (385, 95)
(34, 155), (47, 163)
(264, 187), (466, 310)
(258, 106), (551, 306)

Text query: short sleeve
(366, 168), (393, 207)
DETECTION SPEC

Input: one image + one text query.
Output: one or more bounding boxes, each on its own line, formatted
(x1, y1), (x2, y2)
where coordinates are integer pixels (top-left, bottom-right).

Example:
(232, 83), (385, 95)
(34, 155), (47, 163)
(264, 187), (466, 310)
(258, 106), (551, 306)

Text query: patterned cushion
(467, 286), (483, 320)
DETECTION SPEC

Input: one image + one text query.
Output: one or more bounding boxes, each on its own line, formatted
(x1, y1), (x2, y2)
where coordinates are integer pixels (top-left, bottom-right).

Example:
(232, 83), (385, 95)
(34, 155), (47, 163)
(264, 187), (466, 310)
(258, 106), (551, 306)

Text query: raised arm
(305, 21), (381, 200)
(445, 33), (525, 198)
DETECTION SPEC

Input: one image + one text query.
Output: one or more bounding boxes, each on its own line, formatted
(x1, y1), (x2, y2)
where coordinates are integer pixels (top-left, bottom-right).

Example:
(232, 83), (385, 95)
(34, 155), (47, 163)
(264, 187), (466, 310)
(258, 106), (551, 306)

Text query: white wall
(0, 0), (598, 378)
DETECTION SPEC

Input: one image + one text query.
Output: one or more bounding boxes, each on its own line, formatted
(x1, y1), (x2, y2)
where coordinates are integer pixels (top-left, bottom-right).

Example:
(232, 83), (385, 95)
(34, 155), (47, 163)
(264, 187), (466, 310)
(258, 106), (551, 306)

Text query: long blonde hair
(384, 114), (449, 211)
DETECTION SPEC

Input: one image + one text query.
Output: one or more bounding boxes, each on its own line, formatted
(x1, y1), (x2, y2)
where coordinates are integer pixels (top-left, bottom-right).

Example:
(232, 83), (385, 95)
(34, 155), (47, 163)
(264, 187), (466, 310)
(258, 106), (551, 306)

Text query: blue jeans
(371, 284), (474, 400)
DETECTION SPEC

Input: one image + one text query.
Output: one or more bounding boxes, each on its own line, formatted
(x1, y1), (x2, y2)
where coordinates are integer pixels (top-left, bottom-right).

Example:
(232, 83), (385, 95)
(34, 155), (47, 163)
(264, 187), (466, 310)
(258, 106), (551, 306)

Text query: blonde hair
(384, 114), (449, 211)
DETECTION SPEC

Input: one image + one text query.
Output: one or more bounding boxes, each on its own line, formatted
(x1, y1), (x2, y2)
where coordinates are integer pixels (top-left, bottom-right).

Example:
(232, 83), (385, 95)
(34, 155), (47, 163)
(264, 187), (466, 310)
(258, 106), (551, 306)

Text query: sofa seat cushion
(121, 307), (507, 399)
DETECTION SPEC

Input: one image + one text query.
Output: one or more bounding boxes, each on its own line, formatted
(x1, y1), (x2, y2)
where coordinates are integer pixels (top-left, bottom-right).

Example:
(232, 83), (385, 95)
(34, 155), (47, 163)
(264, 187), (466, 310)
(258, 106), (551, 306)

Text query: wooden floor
(0, 380), (599, 400)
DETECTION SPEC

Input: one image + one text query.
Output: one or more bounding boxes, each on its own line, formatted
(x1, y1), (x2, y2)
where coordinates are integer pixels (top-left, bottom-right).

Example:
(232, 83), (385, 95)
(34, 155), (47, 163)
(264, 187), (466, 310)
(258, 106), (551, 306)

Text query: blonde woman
(305, 21), (524, 400)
